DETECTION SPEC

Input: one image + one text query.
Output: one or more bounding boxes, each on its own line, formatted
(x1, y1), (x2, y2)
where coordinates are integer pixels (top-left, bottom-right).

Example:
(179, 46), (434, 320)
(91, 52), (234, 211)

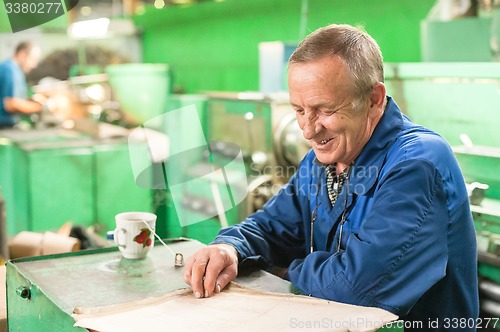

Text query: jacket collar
(348, 96), (403, 196)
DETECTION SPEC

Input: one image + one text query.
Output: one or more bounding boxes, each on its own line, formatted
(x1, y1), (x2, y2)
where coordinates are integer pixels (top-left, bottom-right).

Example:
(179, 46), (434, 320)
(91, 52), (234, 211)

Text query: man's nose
(302, 114), (319, 140)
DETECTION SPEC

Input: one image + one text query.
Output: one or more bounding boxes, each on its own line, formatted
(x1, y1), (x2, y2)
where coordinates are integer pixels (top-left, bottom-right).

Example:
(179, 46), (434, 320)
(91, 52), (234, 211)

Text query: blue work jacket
(0, 59), (26, 127)
(213, 97), (479, 330)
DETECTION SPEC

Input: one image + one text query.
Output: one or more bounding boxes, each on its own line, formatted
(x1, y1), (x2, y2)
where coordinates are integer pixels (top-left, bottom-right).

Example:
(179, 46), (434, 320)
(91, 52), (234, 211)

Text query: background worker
(0, 41), (42, 128)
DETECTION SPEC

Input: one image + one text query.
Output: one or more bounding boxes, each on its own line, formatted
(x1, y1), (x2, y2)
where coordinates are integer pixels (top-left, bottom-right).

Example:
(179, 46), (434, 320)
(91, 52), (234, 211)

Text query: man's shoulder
(0, 58), (13, 67)
(0, 59), (14, 75)
(384, 118), (466, 193)
(392, 117), (454, 162)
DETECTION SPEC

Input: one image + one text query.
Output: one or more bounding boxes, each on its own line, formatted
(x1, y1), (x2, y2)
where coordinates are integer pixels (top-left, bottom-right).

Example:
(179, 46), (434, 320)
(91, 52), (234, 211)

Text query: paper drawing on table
(73, 284), (398, 332)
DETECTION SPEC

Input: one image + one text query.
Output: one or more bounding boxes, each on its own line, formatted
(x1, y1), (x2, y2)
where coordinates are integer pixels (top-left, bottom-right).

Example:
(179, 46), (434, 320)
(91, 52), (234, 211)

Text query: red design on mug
(133, 228), (152, 248)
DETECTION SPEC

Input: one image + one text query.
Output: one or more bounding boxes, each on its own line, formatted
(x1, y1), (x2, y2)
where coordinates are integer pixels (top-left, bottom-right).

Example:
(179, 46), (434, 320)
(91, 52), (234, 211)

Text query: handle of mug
(114, 228), (127, 248)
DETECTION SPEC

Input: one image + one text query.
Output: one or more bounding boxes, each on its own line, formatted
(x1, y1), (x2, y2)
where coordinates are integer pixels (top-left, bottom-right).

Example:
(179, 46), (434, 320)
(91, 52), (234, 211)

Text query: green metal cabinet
(0, 129), (152, 236)
(20, 143), (95, 233)
(0, 130), (96, 235)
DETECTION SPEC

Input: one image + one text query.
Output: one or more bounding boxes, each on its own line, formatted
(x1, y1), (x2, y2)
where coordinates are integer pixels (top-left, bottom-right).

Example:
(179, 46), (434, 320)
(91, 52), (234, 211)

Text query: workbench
(6, 239), (401, 331)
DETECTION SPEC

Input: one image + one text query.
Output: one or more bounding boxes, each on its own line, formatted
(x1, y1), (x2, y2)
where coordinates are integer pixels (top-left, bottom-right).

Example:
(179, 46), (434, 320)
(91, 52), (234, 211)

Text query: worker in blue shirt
(0, 41), (42, 128)
(184, 24), (479, 330)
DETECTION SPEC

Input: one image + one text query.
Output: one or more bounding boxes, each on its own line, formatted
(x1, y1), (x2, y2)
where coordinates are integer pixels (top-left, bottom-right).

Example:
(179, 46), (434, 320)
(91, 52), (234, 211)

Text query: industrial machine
(156, 92), (309, 244)
(0, 127), (151, 236)
(454, 145), (500, 321)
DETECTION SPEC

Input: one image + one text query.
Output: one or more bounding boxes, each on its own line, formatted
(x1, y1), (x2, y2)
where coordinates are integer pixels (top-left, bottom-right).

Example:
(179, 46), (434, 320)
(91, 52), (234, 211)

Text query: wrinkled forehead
(288, 56), (354, 99)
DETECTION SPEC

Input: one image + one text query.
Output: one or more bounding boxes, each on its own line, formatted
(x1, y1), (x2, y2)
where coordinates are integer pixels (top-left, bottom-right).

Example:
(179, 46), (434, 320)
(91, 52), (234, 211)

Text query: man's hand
(3, 97), (41, 114)
(184, 244), (238, 299)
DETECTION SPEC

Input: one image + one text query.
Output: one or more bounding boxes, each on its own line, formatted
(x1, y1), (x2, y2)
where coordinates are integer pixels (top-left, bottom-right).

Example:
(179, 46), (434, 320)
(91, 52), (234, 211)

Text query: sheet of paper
(73, 285), (398, 332)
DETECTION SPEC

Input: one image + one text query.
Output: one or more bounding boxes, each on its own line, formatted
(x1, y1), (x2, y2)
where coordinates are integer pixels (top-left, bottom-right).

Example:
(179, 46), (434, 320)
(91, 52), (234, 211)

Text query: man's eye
(295, 109), (304, 114)
(320, 108), (335, 115)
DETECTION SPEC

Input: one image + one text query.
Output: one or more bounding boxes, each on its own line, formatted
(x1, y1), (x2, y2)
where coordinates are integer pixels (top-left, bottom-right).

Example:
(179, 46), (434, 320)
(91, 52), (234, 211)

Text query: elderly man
(184, 24), (478, 330)
(0, 41), (42, 128)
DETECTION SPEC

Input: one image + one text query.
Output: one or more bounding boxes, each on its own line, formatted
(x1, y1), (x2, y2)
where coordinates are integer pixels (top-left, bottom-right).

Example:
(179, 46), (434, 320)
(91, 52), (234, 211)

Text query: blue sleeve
(212, 172), (308, 268)
(0, 64), (14, 116)
(286, 159), (449, 314)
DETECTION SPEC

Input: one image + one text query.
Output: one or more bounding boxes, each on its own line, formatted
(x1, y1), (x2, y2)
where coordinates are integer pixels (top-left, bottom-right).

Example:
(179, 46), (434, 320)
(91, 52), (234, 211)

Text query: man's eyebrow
(290, 102), (336, 109)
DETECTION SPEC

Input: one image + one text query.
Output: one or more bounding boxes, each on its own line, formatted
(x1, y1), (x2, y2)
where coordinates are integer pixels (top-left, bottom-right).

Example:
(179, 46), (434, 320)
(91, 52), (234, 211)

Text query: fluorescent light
(67, 18), (137, 40)
(68, 18), (110, 39)
(79, 6), (92, 16)
(154, 0), (165, 9)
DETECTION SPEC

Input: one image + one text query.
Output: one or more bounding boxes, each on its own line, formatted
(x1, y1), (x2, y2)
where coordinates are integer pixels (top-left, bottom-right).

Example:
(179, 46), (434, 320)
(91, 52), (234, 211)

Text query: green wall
(135, 0), (435, 93)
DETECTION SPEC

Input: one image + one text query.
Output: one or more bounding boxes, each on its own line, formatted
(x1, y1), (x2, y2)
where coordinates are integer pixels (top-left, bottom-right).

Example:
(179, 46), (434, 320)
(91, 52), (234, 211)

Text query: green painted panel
(162, 164), (243, 243)
(421, 18), (492, 62)
(29, 147), (94, 231)
(6, 262), (87, 332)
(0, 140), (16, 234)
(306, 0), (435, 63)
(206, 99), (273, 153)
(94, 143), (153, 233)
(454, 148), (500, 200)
(158, 95), (211, 239)
(385, 62), (500, 148)
(10, 145), (30, 235)
(479, 264), (500, 284)
(0, 3), (10, 32)
(136, 0), (435, 93)
(385, 62), (500, 79)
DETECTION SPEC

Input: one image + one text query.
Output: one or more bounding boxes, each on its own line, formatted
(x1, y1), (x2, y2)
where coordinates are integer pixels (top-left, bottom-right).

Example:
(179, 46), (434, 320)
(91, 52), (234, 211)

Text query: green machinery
(385, 62), (500, 321)
(156, 92), (306, 244)
(0, 128), (151, 237)
(157, 93), (272, 244)
(151, 94), (240, 243)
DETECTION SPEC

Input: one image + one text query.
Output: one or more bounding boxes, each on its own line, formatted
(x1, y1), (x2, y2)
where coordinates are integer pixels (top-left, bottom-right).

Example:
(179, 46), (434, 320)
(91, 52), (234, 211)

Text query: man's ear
(369, 82), (386, 110)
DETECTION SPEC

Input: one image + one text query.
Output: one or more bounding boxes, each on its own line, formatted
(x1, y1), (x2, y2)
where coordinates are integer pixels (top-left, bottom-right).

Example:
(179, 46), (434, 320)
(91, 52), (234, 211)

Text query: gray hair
(289, 24), (384, 110)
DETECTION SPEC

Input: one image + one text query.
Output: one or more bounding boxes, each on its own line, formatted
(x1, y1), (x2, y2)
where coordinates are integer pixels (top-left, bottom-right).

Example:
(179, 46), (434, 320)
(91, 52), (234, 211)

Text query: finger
(203, 255), (227, 298)
(191, 255), (209, 298)
(215, 264), (238, 293)
(183, 254), (196, 286)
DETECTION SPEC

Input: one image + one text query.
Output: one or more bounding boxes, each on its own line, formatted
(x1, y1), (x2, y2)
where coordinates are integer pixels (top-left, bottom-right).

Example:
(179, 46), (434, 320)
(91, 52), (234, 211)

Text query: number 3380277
(5, 2), (62, 14)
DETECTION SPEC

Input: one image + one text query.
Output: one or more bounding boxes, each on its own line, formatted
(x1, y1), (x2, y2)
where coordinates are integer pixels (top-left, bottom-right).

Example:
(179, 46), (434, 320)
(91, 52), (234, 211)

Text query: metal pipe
(480, 279), (500, 302)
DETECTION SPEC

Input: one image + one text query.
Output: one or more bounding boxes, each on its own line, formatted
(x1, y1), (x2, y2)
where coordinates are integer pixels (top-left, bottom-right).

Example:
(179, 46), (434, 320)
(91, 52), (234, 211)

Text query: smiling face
(288, 56), (385, 169)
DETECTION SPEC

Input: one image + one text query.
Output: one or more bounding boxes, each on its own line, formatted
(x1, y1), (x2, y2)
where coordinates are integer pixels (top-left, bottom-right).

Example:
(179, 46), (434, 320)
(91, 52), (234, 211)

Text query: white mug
(114, 212), (157, 259)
